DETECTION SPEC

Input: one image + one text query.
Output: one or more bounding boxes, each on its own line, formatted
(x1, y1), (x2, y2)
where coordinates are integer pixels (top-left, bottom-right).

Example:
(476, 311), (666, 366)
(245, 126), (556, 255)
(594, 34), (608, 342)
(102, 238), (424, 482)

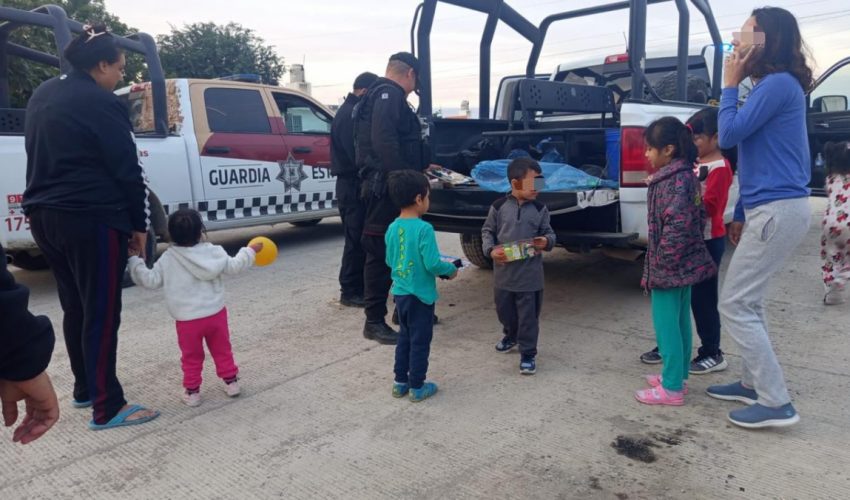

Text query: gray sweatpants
(719, 197), (811, 407)
(494, 289), (543, 357)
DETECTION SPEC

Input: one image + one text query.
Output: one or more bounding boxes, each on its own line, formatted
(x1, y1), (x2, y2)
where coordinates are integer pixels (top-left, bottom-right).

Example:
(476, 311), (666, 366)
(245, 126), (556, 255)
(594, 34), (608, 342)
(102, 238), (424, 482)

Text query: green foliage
(2, 0), (146, 107)
(156, 22), (285, 85)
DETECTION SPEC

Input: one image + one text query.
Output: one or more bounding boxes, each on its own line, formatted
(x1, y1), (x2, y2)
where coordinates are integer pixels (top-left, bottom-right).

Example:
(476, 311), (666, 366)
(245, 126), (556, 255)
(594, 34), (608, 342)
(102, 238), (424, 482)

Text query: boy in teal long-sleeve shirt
(385, 170), (458, 402)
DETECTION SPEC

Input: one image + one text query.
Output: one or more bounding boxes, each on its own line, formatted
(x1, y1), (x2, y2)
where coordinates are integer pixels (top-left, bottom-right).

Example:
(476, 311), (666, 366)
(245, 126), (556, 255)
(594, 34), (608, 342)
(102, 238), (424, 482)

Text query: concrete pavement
(2, 197), (848, 499)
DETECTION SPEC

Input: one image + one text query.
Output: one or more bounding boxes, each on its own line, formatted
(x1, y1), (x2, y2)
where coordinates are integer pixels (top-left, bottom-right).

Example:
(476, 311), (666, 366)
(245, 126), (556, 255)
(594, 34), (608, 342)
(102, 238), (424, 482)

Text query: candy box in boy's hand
(496, 239), (537, 262)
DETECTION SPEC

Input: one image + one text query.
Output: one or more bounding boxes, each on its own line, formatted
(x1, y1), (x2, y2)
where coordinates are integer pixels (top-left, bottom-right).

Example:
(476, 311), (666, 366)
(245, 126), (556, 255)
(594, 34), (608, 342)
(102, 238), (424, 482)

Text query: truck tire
(460, 232), (492, 269)
(11, 251), (49, 271)
(651, 72), (710, 104)
(291, 218), (322, 227)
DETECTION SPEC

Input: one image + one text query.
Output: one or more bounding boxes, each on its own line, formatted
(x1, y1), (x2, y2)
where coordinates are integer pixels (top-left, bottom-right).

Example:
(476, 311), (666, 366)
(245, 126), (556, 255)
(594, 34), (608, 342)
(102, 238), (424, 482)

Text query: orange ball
(249, 236), (278, 267)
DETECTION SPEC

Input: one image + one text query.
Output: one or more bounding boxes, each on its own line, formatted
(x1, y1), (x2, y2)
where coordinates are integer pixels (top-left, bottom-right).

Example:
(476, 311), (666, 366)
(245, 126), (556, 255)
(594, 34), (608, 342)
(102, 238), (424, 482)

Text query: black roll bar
(0, 4), (168, 135)
(413, 0), (725, 117)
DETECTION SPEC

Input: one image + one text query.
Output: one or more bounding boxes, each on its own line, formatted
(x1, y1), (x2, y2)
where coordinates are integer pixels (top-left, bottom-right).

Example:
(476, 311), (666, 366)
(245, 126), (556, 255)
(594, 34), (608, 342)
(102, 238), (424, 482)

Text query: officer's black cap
(389, 52), (420, 75)
(353, 72), (378, 91)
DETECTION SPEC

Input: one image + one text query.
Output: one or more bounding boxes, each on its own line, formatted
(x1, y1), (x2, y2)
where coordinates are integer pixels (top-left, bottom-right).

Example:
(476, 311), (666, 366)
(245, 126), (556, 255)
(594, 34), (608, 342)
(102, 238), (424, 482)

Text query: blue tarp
(471, 160), (619, 193)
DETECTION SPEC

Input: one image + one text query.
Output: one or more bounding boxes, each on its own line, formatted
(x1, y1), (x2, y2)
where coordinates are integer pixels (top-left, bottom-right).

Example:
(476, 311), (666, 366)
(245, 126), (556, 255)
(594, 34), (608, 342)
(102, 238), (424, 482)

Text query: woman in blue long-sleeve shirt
(707, 7), (814, 429)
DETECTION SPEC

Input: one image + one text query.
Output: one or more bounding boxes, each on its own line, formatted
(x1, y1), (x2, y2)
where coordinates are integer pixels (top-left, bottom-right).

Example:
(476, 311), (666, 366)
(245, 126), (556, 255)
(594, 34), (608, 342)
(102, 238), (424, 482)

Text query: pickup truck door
(191, 84), (289, 222)
(269, 91), (335, 205)
(808, 57), (850, 195)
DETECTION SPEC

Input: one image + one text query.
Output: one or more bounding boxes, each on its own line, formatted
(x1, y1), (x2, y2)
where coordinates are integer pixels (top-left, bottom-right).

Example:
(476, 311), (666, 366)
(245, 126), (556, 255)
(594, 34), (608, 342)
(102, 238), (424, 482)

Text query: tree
(3, 0), (144, 108)
(156, 22), (285, 85)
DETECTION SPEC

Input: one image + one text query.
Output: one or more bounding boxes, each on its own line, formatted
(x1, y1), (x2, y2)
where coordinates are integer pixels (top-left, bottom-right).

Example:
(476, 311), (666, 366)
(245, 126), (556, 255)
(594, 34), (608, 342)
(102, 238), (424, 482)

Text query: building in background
(286, 64), (312, 96)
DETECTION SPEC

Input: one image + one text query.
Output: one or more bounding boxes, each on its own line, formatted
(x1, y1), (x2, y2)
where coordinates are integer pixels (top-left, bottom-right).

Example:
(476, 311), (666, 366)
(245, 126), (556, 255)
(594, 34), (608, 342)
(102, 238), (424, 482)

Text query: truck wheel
(122, 227), (157, 289)
(291, 218), (322, 227)
(460, 233), (492, 269)
(11, 251), (49, 271)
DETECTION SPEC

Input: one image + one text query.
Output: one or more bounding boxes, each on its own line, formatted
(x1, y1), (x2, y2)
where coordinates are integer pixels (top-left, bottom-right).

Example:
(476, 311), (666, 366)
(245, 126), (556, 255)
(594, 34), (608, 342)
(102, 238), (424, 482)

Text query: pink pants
(175, 308), (238, 390)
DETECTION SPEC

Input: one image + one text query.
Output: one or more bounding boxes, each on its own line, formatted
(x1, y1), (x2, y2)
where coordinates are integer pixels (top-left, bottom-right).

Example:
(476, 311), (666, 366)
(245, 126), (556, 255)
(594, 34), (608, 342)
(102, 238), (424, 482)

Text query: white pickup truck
(1, 6), (339, 270)
(413, 0), (847, 268)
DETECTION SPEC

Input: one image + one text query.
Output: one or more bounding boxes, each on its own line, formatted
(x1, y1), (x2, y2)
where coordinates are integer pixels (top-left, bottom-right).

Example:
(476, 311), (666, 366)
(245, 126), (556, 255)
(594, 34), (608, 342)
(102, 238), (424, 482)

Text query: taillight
(604, 53), (629, 64)
(620, 126), (650, 187)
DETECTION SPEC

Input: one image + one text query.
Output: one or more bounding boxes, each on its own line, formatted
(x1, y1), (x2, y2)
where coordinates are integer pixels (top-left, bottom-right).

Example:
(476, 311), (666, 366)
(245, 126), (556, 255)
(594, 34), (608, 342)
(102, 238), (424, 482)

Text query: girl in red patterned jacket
(636, 117), (717, 406)
(640, 108), (735, 374)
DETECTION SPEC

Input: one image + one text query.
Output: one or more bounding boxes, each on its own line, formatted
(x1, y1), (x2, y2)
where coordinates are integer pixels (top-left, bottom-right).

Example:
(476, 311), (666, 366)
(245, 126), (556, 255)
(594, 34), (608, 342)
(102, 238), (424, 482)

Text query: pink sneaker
(182, 390), (202, 407)
(635, 386), (684, 406)
(644, 374), (689, 394)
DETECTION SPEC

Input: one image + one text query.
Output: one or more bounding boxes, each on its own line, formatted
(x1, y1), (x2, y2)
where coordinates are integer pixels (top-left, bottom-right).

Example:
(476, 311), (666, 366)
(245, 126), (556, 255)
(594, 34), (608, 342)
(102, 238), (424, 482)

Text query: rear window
(556, 56), (712, 105)
(204, 88), (271, 134)
(122, 81), (183, 135)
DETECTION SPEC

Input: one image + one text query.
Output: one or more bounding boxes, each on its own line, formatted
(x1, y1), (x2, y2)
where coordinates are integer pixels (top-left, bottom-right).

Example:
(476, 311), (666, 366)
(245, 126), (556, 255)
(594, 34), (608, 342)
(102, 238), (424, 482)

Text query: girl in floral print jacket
(821, 141), (850, 305)
(635, 117), (717, 407)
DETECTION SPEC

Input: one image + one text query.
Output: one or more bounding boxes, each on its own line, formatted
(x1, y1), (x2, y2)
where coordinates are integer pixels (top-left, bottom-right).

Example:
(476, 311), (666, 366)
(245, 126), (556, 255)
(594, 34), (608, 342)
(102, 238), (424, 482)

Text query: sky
(105, 0), (850, 112)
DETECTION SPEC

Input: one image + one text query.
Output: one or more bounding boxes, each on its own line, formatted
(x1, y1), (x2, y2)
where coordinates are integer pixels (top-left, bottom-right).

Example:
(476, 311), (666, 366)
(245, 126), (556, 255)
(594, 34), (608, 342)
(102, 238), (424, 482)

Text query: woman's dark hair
(824, 141), (850, 176)
(388, 170), (430, 209)
(644, 116), (698, 165)
(750, 7), (814, 91)
(168, 208), (205, 247)
(63, 24), (123, 72)
(687, 107), (738, 172)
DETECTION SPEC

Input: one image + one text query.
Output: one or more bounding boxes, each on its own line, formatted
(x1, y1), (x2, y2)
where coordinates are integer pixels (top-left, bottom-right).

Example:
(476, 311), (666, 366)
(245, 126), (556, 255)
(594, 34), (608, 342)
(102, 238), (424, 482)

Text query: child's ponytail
(645, 116), (697, 165)
(679, 125), (699, 165)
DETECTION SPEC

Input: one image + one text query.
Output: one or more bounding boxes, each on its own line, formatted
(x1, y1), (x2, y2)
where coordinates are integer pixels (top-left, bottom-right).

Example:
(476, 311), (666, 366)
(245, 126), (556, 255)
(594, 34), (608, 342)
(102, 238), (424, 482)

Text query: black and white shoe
(495, 336), (517, 353)
(689, 352), (728, 374)
(640, 346), (662, 364)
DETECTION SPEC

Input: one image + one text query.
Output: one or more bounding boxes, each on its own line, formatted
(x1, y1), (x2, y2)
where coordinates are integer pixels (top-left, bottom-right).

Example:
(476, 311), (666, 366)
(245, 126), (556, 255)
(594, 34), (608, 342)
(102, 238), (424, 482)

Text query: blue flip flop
(72, 399), (92, 409)
(88, 404), (160, 431)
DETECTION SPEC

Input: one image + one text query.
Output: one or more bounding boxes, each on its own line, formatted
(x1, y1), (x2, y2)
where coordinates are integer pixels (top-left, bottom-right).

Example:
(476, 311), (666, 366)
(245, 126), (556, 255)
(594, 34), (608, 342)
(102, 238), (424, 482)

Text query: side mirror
(813, 95), (848, 113)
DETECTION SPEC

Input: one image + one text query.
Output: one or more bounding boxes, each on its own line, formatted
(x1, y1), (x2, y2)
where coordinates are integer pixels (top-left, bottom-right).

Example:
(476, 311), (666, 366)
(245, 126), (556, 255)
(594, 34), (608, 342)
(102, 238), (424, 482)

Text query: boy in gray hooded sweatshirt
(482, 158), (556, 375)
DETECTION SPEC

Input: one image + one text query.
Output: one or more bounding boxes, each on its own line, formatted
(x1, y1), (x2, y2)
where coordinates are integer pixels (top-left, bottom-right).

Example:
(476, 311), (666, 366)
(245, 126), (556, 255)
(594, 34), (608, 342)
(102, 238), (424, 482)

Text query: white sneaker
(824, 286), (846, 305)
(224, 379), (241, 397)
(182, 390), (201, 407)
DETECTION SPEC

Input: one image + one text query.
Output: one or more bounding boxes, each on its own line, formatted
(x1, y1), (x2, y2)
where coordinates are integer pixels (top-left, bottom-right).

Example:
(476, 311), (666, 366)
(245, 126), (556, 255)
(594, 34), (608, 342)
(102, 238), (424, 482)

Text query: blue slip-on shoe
(728, 403), (800, 429)
(409, 382), (438, 402)
(706, 381), (758, 405)
(392, 382), (410, 398)
(88, 404), (160, 431)
(72, 399), (92, 409)
(520, 356), (537, 375)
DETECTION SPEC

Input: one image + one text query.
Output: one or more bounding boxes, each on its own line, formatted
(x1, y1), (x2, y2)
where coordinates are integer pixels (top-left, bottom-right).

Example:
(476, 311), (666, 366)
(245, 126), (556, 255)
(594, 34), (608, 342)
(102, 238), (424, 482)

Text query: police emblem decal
(277, 153), (309, 192)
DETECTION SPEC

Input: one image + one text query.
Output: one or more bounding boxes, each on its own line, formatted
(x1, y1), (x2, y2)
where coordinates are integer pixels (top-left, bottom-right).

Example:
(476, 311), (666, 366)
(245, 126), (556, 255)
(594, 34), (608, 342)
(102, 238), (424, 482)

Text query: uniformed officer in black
(22, 25), (159, 429)
(331, 72), (378, 308)
(355, 52), (431, 344)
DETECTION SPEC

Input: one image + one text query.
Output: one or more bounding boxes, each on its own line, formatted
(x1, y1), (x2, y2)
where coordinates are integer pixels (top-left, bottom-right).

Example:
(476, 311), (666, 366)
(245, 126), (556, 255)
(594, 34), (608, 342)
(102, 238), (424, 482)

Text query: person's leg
(337, 178), (366, 300)
(719, 198), (811, 408)
(692, 237), (724, 357)
(652, 288), (686, 392)
(516, 291), (542, 358)
(494, 289), (518, 342)
(175, 319), (206, 391)
(393, 296), (412, 384)
(29, 210), (89, 403)
(407, 297), (435, 389)
(78, 222), (129, 424)
(361, 234), (392, 323)
(679, 286), (693, 382)
(203, 308), (239, 382)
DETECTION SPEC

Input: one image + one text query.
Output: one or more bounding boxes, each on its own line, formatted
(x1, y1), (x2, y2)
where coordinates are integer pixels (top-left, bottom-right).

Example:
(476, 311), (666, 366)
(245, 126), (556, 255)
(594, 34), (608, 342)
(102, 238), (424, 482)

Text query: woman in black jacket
(23, 25), (158, 430)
